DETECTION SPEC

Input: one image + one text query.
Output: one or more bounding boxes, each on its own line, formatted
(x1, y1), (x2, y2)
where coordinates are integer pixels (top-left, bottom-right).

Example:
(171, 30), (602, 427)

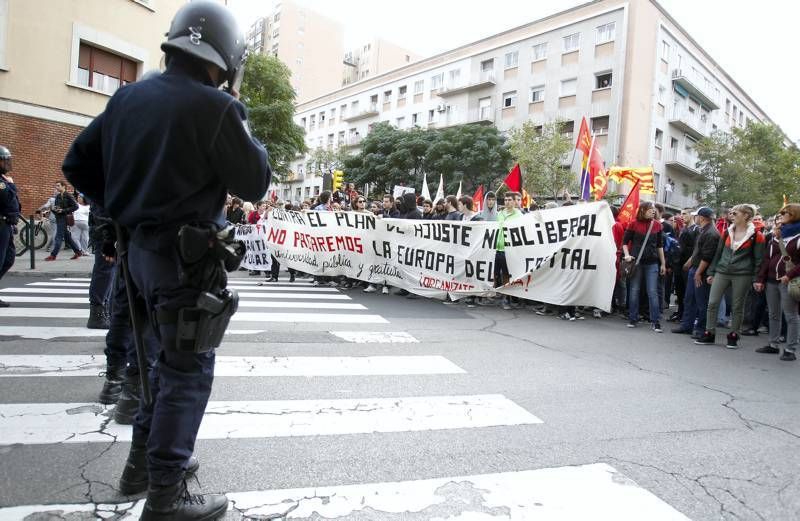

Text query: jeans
(50, 215), (81, 257)
(706, 273), (751, 334)
(628, 263), (661, 324)
(680, 267), (710, 333)
(765, 282), (799, 353)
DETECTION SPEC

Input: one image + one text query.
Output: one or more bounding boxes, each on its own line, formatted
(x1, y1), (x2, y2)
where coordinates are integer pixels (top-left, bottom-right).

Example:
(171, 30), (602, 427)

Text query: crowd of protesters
(205, 184), (796, 364)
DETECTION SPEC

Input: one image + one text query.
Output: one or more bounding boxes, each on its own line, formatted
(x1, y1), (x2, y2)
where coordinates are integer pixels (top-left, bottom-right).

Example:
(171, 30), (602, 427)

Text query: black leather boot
(86, 304), (110, 329)
(139, 479), (227, 520)
(119, 444), (200, 495)
(98, 363), (125, 405)
(114, 374), (140, 425)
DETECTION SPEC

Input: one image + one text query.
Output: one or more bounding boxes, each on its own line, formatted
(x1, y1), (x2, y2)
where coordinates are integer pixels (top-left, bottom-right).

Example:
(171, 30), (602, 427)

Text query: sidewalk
(9, 249), (94, 277)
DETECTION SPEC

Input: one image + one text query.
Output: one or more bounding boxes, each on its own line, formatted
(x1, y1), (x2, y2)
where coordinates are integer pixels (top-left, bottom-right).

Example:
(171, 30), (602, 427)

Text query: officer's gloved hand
(101, 239), (116, 261)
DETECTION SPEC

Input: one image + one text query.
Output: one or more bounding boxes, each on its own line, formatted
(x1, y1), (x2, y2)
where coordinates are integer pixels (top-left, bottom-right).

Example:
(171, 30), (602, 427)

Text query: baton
(113, 223), (153, 407)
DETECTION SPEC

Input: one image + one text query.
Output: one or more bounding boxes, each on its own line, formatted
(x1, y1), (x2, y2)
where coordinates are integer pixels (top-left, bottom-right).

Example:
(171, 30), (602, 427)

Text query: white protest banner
(392, 185), (415, 200)
(235, 223), (272, 271)
(497, 202), (616, 310)
(263, 203), (616, 307)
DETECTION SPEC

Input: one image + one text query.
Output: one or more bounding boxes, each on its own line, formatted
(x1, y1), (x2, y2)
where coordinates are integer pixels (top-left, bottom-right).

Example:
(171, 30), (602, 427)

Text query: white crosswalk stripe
(0, 278), (691, 520)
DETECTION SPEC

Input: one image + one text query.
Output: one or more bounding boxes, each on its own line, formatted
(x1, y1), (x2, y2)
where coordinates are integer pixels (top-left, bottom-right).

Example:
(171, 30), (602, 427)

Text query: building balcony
(437, 72), (496, 97)
(341, 135), (363, 149)
(665, 148), (701, 177)
(343, 104), (379, 122)
(668, 107), (709, 140)
(671, 69), (720, 110)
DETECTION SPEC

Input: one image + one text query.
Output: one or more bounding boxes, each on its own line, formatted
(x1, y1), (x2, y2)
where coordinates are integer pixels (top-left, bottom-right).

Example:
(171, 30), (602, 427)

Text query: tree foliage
(507, 119), (574, 200)
(696, 123), (800, 215)
(306, 146), (349, 176)
(343, 123), (511, 196)
(239, 53), (307, 182)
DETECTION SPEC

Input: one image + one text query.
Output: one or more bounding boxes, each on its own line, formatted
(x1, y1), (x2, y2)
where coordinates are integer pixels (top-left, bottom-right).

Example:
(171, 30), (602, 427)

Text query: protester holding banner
(495, 192), (523, 311)
(622, 201), (666, 332)
(444, 196), (463, 221)
(480, 192), (497, 221)
(695, 204), (765, 349)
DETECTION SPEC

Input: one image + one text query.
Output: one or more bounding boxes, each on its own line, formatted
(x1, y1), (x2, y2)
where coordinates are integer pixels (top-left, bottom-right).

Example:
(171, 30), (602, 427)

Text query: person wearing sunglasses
(696, 204), (765, 349)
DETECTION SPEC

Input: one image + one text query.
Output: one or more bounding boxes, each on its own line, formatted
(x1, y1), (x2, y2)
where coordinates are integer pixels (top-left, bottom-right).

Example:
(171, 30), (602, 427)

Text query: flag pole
(581, 134), (596, 201)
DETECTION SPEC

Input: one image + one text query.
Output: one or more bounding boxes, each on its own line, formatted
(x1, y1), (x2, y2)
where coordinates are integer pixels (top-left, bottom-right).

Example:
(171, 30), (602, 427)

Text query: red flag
(617, 180), (640, 227)
(504, 163), (522, 192)
(575, 117), (592, 156)
(588, 145), (607, 200)
(270, 190), (278, 202)
(472, 185), (484, 212)
(521, 188), (532, 209)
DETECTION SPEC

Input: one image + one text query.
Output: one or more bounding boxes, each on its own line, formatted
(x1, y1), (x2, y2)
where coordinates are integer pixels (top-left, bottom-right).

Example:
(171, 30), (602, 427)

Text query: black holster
(174, 289), (239, 353)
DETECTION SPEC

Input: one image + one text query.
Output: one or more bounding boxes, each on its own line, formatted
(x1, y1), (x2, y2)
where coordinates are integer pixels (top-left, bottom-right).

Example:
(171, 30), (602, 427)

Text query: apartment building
(0, 0), (184, 211)
(281, 0), (776, 209)
(342, 38), (421, 86)
(246, 0), (344, 103)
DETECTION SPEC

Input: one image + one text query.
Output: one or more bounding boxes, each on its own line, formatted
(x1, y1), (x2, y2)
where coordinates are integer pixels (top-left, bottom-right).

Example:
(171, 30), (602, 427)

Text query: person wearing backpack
(695, 204), (766, 349)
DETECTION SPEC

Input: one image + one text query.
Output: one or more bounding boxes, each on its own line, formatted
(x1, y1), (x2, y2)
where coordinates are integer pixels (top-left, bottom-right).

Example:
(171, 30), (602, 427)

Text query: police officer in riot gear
(0, 145), (20, 307)
(62, 1), (270, 519)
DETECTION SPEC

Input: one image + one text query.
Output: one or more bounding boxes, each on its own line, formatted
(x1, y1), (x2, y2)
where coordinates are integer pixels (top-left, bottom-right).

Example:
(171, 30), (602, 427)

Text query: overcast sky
(226, 0), (800, 142)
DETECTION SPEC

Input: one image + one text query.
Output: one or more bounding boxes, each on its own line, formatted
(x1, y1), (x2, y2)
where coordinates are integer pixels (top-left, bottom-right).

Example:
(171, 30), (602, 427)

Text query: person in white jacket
(71, 194), (91, 253)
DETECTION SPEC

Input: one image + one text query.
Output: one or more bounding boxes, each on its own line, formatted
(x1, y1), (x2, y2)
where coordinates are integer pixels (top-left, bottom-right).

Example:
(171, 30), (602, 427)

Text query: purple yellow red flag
(607, 166), (655, 194)
(575, 117), (592, 156)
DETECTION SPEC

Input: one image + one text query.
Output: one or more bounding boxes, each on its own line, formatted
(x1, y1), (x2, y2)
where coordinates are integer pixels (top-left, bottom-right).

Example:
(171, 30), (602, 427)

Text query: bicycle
(14, 214), (49, 256)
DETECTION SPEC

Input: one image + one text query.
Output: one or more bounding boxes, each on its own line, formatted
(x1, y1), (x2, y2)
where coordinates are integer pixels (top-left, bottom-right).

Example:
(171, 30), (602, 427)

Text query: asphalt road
(0, 272), (797, 520)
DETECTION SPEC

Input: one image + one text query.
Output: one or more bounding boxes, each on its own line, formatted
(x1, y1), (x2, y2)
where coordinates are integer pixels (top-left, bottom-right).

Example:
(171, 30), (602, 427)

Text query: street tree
(306, 146), (348, 176)
(239, 53), (307, 182)
(425, 124), (512, 194)
(507, 119), (574, 200)
(696, 122), (800, 214)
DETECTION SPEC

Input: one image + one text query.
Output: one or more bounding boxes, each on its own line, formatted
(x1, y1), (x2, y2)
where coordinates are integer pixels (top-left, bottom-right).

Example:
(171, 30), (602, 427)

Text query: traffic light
(332, 170), (344, 192)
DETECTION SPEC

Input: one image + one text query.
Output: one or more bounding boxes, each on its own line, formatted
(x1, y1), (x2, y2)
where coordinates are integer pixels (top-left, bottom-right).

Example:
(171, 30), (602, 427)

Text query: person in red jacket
(755, 204), (800, 361)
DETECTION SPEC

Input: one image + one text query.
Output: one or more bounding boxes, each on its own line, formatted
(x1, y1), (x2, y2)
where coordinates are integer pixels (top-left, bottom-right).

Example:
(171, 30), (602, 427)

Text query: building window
(502, 90), (517, 108)
(396, 117), (405, 128)
(532, 42), (547, 61)
(411, 113), (419, 125)
(654, 128), (663, 148)
(431, 73), (443, 90)
(560, 78), (577, 97)
(370, 94), (378, 108)
(330, 107), (336, 120)
(300, 117), (306, 128)
(591, 116), (609, 135)
(351, 100), (359, 112)
(76, 42), (137, 94)
(398, 85), (407, 99)
(448, 69), (460, 85)
(725, 99), (731, 114)
(504, 50), (519, 69)
(596, 22), (615, 44)
(338, 131), (345, 144)
(327, 134), (334, 147)
(480, 59), (494, 72)
(428, 109), (435, 123)
(319, 112), (325, 123)
(414, 79), (424, 94)
(340, 104), (347, 119)
(561, 121), (575, 140)
(309, 114), (316, 130)
(530, 85), (545, 103)
(384, 90), (392, 102)
(739, 111), (744, 126)
(563, 33), (580, 53)
(595, 72), (612, 89)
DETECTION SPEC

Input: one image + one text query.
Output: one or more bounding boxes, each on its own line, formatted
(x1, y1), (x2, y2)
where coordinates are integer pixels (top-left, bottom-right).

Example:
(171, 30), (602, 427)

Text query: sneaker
(778, 336), (786, 343)
(694, 331), (716, 345)
(627, 320), (636, 328)
(755, 345), (780, 354)
(44, 255), (56, 261)
(70, 252), (82, 260)
(328, 281), (339, 287)
(671, 327), (692, 334)
(535, 307), (555, 316)
(780, 351), (796, 361)
(0, 299), (8, 308)
(691, 331), (703, 340)
(559, 312), (576, 321)
(725, 332), (739, 349)
(310, 280), (321, 287)
(652, 322), (663, 333)
(757, 326), (769, 334)
(592, 309), (603, 319)
(740, 328), (758, 336)
(573, 312), (585, 320)
(363, 284), (377, 293)
(667, 312), (680, 322)
(501, 299), (512, 311)
(381, 286), (389, 295)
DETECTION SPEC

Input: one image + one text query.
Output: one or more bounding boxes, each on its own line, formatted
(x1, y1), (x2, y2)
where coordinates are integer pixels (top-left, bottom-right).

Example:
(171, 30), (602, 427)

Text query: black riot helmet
(0, 146), (10, 160)
(0, 146), (11, 175)
(161, 0), (247, 91)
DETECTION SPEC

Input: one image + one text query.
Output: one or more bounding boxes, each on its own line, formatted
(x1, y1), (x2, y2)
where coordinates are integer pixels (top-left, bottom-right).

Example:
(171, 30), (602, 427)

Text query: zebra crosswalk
(0, 277), (692, 519)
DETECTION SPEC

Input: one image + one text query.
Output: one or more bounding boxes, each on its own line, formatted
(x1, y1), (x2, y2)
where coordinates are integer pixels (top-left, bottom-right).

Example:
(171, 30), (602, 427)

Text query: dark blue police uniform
(0, 175), (20, 279)
(63, 54), (270, 488)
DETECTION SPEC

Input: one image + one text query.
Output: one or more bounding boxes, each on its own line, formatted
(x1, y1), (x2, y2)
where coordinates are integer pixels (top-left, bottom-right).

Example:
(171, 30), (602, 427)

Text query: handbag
(66, 213), (75, 227)
(776, 236), (800, 301)
(621, 220), (654, 280)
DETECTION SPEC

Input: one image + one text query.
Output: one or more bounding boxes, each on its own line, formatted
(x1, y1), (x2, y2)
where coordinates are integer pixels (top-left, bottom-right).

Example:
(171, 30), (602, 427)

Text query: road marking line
(0, 326), (267, 339)
(0, 394), (540, 445)
(0, 309), (386, 323)
(331, 331), (419, 343)
(0, 464), (691, 520)
(25, 282), (339, 293)
(0, 355), (465, 377)
(0, 289), (351, 300)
